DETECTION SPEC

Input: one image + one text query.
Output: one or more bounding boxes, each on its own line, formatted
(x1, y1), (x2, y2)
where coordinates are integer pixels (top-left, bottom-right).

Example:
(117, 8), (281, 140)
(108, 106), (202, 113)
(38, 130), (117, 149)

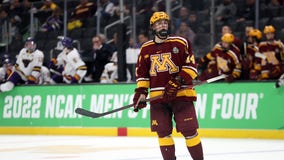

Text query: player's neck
(154, 36), (167, 44)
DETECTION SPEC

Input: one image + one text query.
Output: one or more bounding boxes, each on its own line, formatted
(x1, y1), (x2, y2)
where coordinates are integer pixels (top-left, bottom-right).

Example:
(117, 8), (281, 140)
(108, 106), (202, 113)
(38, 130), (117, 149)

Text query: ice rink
(1, 135), (283, 160)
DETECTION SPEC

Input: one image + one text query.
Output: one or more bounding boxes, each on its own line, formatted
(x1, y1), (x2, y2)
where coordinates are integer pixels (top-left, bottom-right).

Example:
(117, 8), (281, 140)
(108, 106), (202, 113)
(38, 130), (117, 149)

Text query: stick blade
(75, 108), (101, 118)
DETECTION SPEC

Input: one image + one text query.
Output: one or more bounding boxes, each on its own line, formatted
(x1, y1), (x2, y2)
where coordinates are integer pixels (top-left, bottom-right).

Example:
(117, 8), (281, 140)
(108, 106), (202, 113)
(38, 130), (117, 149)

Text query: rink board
(0, 82), (283, 139)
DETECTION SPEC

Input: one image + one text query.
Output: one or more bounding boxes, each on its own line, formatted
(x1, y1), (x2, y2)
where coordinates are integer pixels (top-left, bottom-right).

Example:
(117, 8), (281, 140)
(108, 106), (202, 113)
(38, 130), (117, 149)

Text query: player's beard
(155, 29), (169, 40)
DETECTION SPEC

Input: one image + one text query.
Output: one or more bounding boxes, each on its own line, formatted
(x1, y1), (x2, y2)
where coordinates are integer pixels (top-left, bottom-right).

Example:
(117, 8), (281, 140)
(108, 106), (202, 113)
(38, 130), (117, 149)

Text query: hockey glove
(163, 76), (182, 102)
(48, 58), (57, 69)
(249, 70), (259, 80)
(27, 75), (37, 84)
(269, 66), (281, 78)
(133, 87), (148, 112)
(64, 74), (81, 83)
(225, 74), (235, 83)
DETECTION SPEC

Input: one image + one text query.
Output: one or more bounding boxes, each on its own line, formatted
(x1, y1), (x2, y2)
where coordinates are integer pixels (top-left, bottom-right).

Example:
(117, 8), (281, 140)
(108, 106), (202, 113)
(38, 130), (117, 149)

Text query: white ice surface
(0, 135), (284, 160)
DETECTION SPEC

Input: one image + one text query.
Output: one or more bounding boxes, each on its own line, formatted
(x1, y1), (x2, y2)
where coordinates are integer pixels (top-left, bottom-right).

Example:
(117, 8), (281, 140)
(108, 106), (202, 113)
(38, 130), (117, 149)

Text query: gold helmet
(249, 29), (262, 40)
(150, 11), (170, 26)
(263, 25), (276, 34)
(221, 33), (234, 43)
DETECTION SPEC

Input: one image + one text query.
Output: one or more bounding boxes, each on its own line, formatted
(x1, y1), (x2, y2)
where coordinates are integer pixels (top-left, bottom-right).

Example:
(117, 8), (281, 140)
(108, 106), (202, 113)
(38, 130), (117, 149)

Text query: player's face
(3, 63), (12, 70)
(221, 26), (231, 35)
(92, 37), (101, 50)
(265, 32), (274, 40)
(25, 41), (36, 52)
(152, 19), (169, 32)
(247, 36), (253, 43)
(221, 41), (230, 49)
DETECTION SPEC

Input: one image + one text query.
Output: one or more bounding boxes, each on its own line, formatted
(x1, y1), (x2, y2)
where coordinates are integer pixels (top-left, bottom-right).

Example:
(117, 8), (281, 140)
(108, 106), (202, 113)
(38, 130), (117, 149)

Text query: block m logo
(150, 53), (179, 76)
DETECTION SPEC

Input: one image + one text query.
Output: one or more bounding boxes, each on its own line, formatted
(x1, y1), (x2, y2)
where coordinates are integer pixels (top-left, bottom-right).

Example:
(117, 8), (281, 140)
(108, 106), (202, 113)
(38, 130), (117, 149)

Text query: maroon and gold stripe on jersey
(135, 36), (198, 103)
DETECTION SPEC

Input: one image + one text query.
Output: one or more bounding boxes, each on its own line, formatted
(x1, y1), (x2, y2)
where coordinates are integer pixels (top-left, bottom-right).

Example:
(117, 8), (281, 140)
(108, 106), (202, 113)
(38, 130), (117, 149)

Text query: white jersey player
(0, 55), (13, 82)
(51, 37), (87, 84)
(100, 52), (132, 83)
(38, 66), (54, 84)
(0, 37), (44, 92)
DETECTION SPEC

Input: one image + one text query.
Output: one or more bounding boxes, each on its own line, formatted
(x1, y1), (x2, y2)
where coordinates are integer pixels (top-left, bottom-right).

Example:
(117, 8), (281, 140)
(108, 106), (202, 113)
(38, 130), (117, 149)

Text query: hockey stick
(50, 68), (62, 76)
(275, 73), (284, 88)
(75, 74), (227, 118)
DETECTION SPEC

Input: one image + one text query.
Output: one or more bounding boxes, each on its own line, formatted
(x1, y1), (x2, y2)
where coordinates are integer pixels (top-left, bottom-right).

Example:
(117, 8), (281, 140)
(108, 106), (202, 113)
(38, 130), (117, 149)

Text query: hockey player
(0, 54), (13, 82)
(0, 37), (44, 92)
(38, 66), (54, 84)
(133, 12), (204, 160)
(240, 28), (263, 80)
(257, 25), (284, 80)
(198, 33), (242, 82)
(100, 52), (132, 83)
(49, 37), (87, 84)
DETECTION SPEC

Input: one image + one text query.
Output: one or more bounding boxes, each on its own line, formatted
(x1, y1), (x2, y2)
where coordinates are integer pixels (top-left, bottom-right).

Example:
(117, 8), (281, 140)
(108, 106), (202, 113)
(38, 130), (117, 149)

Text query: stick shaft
(75, 75), (226, 118)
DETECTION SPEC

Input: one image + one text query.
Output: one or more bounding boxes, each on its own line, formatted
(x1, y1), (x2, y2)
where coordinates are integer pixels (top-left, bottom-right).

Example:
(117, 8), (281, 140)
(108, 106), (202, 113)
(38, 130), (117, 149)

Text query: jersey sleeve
(30, 50), (44, 80)
(178, 39), (198, 84)
(136, 47), (150, 89)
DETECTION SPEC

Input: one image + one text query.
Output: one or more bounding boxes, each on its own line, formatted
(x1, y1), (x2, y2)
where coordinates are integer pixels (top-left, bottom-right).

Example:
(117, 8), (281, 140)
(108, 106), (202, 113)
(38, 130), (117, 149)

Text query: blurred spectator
(151, 0), (166, 12)
(0, 54), (13, 82)
(110, 2), (130, 24)
(9, 0), (24, 16)
(8, 0), (29, 34)
(15, 0), (34, 33)
(264, 0), (283, 18)
(170, 0), (183, 17)
(0, 6), (22, 43)
(187, 11), (202, 33)
(68, 0), (97, 30)
(0, 6), (8, 24)
(96, 0), (115, 27)
(0, 37), (44, 92)
(172, 6), (190, 33)
(39, 0), (58, 12)
(126, 31), (149, 82)
(125, 36), (139, 82)
(198, 33), (242, 83)
(35, 0), (60, 24)
(135, 0), (154, 34)
(236, 0), (256, 23)
(183, 0), (205, 11)
(22, 0), (33, 12)
(40, 7), (63, 32)
(175, 21), (196, 43)
(90, 34), (114, 82)
(125, 31), (150, 81)
(214, 0), (237, 25)
(137, 31), (150, 47)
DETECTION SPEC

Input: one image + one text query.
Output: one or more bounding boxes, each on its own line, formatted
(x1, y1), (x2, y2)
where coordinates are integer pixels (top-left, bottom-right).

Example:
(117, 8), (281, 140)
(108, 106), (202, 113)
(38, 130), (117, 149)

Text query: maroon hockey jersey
(258, 40), (284, 79)
(198, 43), (242, 81)
(136, 36), (198, 103)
